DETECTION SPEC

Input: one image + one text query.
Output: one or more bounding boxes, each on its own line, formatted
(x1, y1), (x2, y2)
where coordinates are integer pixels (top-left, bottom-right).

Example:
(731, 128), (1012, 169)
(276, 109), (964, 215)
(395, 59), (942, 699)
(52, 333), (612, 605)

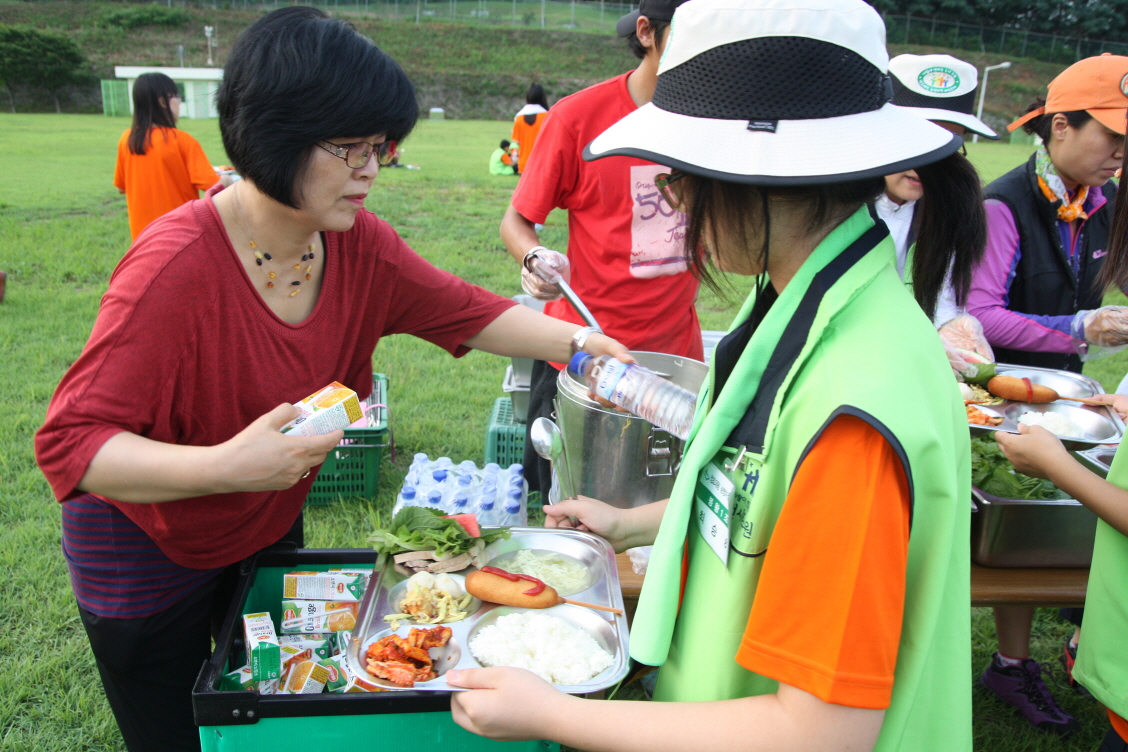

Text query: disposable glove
(937, 314), (995, 379)
(1073, 306), (1128, 348)
(520, 247), (570, 301)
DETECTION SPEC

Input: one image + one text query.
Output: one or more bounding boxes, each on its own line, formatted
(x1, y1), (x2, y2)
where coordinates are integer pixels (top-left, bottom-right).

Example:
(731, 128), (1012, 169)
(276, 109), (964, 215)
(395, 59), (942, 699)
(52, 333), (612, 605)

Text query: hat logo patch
(918, 67), (960, 93)
(1120, 72), (1128, 97)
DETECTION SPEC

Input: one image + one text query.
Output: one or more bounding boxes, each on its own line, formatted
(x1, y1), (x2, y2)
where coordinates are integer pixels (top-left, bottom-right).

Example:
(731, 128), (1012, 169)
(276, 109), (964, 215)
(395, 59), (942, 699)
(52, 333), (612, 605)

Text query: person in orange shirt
(114, 72), (218, 240)
(510, 83), (548, 174)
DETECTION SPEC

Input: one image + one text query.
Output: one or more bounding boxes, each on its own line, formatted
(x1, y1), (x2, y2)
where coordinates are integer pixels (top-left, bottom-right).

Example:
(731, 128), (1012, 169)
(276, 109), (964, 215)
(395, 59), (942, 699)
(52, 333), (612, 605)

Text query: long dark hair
(911, 150), (986, 318)
(128, 72), (179, 155)
(1098, 141), (1128, 292)
(525, 83), (548, 110)
(679, 151), (985, 319)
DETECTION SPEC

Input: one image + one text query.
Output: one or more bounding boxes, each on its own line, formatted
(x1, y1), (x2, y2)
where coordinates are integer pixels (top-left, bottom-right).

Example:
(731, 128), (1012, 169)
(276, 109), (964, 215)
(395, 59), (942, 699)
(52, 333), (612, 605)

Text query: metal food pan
(1076, 446), (1118, 476)
(968, 364), (1123, 450)
(971, 487), (1097, 568)
(346, 528), (628, 694)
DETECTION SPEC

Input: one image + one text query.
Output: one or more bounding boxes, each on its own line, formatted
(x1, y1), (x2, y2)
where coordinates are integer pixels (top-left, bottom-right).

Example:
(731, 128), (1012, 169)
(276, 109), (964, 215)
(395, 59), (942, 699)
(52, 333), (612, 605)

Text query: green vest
(1073, 451), (1128, 721)
(632, 207), (972, 751)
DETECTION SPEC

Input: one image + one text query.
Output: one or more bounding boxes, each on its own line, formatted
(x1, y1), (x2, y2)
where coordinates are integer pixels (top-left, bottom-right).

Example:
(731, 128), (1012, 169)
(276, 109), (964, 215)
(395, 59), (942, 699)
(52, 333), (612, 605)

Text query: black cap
(616, 0), (688, 36)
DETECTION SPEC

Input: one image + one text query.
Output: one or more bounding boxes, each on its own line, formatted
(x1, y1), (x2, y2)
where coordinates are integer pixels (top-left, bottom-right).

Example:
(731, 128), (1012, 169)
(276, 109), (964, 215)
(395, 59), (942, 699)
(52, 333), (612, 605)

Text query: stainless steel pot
(970, 487), (1098, 568)
(555, 351), (708, 509)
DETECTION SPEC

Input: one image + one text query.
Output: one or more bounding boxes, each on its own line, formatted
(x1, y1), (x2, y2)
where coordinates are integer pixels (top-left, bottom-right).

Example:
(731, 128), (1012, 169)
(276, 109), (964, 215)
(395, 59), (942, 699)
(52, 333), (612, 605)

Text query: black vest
(983, 154), (1114, 373)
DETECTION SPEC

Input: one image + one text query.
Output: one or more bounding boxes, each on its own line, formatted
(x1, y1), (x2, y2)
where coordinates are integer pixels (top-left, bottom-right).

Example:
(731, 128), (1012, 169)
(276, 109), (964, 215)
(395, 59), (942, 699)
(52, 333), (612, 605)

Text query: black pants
(522, 359), (559, 497)
(1100, 727), (1128, 752)
(78, 515), (303, 752)
(1060, 607), (1084, 628)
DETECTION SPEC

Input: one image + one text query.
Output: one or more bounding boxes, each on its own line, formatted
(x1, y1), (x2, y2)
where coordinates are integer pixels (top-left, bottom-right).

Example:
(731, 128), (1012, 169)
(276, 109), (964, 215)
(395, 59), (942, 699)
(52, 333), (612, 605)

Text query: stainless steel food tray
(968, 364), (1123, 450)
(346, 528), (629, 694)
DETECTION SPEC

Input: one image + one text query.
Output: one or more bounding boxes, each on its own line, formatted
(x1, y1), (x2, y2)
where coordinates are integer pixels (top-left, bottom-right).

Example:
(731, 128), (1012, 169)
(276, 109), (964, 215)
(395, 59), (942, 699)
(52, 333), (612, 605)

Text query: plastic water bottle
(568, 353), (697, 440)
(392, 485), (418, 514)
(477, 484), (497, 526)
(501, 488), (526, 526)
(451, 492), (470, 513)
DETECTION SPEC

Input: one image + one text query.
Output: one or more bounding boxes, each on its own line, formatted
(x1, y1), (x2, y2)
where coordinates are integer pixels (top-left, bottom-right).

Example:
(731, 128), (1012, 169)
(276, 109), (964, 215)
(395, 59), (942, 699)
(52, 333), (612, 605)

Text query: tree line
(870, 0), (1128, 43)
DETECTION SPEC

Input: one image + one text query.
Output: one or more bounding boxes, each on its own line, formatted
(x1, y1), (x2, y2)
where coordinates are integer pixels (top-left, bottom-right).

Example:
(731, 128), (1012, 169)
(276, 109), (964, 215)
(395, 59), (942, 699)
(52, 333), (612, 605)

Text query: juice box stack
(224, 568), (383, 694)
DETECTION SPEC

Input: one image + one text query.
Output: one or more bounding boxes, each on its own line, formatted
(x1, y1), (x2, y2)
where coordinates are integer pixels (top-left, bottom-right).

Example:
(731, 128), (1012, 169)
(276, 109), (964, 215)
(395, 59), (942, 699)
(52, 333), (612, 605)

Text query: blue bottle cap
(428, 491), (443, 505)
(401, 486), (416, 499)
(479, 499), (494, 511)
(484, 463), (500, 473)
(458, 473), (472, 486)
(453, 493), (468, 508)
(507, 464), (523, 475)
(432, 469), (447, 482)
(568, 351), (592, 375)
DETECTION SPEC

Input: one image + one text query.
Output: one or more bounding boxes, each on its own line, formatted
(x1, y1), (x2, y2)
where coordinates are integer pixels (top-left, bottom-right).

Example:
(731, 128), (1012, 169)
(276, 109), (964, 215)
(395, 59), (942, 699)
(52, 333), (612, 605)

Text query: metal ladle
(529, 417), (577, 501)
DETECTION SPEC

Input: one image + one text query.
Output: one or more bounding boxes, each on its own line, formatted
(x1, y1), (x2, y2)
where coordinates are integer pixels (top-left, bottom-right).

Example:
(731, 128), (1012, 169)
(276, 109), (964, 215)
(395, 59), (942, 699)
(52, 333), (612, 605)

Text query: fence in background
(167, 0), (634, 32)
(883, 14), (1128, 65)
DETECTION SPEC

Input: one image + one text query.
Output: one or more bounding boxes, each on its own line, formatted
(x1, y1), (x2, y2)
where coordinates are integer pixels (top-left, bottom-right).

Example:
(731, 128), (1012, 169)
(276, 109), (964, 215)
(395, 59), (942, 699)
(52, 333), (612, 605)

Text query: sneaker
(980, 654), (1079, 736)
(1061, 639), (1094, 698)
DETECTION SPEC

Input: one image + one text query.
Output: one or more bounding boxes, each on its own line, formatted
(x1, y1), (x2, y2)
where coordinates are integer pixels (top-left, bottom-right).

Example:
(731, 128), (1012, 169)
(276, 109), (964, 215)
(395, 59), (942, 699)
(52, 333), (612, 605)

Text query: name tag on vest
(695, 461), (734, 567)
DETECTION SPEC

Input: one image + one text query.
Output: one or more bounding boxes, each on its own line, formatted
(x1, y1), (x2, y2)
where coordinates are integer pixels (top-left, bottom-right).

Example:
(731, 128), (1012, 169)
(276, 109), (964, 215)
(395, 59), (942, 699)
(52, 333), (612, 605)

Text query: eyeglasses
(316, 139), (398, 169)
(655, 170), (689, 211)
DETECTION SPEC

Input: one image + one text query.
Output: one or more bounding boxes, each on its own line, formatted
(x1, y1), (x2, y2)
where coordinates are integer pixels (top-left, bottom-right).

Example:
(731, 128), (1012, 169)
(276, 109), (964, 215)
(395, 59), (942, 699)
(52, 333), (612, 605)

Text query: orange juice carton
(221, 665), (255, 692)
(279, 645), (313, 685)
(330, 630), (353, 657)
(280, 600), (358, 634)
(318, 656), (351, 693)
(344, 673), (388, 693)
(282, 659), (330, 694)
(283, 571), (366, 602)
(242, 612), (281, 681)
(329, 567), (374, 591)
(281, 382), (362, 437)
(223, 665), (280, 694)
(279, 632), (333, 660)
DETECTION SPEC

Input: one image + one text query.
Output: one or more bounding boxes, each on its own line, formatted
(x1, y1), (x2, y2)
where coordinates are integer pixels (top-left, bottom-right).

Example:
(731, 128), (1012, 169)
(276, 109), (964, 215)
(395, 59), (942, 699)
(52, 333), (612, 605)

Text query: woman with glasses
(450, 1), (982, 750)
(35, 8), (626, 752)
(114, 71), (219, 240)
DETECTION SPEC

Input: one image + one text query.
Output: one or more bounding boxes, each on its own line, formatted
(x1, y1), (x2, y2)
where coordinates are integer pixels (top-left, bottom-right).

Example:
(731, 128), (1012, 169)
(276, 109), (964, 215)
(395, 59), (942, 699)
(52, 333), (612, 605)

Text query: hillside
(0, 0), (1069, 125)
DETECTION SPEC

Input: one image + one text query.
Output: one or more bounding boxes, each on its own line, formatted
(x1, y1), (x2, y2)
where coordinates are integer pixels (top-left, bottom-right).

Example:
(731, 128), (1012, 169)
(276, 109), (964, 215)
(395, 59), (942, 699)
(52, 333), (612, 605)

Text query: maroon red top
(36, 185), (514, 569)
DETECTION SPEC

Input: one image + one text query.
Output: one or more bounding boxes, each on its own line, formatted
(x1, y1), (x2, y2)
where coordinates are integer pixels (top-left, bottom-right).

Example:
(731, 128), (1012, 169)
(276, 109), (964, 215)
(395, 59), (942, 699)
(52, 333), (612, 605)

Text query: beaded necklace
(234, 183), (318, 298)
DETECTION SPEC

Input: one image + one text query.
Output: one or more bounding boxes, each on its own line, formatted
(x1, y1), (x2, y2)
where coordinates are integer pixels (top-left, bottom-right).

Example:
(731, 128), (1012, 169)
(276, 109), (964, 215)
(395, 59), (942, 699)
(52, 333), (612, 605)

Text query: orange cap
(1008, 53), (1128, 134)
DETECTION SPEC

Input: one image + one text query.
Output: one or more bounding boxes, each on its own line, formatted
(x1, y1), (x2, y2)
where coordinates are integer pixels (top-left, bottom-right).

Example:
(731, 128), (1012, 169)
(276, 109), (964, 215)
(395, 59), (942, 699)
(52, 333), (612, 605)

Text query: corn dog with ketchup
(987, 375), (1059, 403)
(465, 567), (622, 615)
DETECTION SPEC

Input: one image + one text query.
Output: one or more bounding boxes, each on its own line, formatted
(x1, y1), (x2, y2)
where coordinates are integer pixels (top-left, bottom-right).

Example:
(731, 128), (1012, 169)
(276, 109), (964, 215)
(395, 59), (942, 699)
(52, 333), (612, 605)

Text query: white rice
(1018, 411), (1083, 438)
(468, 612), (613, 685)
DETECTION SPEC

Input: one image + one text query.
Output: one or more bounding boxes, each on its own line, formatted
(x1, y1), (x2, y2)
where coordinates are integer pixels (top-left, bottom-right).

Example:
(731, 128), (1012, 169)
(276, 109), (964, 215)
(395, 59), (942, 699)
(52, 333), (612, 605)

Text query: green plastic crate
(306, 374), (391, 506)
(194, 549), (557, 752)
(485, 397), (525, 467)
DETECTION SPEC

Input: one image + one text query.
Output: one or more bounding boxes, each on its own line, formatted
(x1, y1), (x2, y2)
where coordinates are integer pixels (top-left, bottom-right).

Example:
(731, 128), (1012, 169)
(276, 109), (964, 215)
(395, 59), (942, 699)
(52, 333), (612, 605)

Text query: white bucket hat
(889, 54), (999, 139)
(585, 0), (963, 184)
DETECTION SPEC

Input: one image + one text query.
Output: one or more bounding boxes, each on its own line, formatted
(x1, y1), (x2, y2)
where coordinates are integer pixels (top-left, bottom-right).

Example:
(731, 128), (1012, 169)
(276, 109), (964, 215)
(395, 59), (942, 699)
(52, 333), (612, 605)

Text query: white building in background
(113, 66), (223, 119)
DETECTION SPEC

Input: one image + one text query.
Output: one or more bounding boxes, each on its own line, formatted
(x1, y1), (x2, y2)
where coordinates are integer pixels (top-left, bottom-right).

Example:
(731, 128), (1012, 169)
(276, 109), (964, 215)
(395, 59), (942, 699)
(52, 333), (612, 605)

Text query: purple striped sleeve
(966, 200), (1076, 354)
(62, 495), (222, 619)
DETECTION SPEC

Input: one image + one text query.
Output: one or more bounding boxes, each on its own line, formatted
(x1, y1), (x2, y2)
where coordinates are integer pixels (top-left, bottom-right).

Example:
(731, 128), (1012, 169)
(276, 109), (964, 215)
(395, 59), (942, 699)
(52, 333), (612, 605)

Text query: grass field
(0, 113), (1123, 751)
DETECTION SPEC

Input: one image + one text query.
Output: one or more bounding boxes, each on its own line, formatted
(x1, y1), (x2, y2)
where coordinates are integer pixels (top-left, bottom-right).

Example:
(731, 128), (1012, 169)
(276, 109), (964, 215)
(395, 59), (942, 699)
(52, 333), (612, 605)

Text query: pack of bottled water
(392, 454), (528, 526)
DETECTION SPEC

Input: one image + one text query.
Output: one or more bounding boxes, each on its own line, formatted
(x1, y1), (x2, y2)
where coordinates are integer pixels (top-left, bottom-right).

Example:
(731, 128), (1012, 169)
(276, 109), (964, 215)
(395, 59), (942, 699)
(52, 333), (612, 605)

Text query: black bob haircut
(218, 6), (418, 209)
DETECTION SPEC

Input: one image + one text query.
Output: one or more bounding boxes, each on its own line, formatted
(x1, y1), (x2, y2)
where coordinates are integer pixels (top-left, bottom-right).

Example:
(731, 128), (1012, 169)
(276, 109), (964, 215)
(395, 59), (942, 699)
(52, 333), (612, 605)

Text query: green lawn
(0, 114), (1120, 751)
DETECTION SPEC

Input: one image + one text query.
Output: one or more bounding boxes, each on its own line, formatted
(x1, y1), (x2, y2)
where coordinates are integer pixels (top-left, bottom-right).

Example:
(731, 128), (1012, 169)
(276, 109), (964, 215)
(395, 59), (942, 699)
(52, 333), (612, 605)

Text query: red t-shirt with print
(511, 72), (703, 363)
